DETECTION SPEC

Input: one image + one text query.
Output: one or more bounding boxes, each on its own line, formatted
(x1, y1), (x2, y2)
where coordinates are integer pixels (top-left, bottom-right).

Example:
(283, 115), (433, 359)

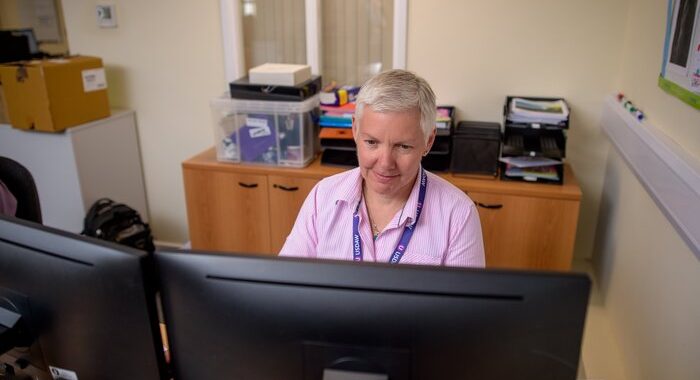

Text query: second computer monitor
(0, 215), (167, 380)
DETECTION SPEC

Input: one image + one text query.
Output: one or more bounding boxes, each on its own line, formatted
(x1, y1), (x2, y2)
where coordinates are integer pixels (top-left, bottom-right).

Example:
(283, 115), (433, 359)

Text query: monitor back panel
(157, 251), (590, 380)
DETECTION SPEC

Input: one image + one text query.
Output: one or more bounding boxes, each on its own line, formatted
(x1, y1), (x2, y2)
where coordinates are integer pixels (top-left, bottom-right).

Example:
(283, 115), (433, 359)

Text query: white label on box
(246, 117), (268, 128)
(49, 58), (70, 64)
(81, 68), (107, 92)
(49, 366), (79, 380)
(246, 117), (272, 138)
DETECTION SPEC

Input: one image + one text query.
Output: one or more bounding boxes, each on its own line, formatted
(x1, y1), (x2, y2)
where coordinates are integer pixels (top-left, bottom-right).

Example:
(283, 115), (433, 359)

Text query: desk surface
(184, 147), (582, 201)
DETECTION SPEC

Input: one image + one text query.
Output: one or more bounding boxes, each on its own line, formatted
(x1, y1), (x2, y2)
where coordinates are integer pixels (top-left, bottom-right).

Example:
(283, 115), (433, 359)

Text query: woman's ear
(424, 128), (437, 155)
(351, 115), (359, 142)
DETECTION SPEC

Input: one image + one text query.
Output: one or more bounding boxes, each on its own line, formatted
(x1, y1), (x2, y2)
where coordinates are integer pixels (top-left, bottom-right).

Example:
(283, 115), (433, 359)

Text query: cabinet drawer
(268, 175), (319, 254)
(184, 168), (271, 254)
(468, 191), (580, 270)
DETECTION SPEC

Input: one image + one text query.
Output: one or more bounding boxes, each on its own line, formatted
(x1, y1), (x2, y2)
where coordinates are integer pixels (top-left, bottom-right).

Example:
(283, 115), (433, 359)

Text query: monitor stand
(304, 341), (410, 380)
(323, 369), (388, 380)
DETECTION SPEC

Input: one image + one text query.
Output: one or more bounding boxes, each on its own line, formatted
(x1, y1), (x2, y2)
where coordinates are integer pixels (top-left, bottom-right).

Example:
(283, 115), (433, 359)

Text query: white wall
(592, 0), (700, 378)
(61, 0), (225, 242)
(407, 0), (630, 259)
(595, 149), (700, 380)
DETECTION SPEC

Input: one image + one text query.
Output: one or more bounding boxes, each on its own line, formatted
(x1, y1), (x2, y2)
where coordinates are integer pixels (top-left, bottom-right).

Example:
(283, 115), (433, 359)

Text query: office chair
(0, 157), (42, 223)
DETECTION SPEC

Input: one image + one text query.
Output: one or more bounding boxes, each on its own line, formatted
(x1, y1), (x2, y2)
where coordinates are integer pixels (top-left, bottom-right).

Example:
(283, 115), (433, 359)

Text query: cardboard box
(249, 63), (312, 86)
(0, 84), (9, 124)
(0, 56), (110, 132)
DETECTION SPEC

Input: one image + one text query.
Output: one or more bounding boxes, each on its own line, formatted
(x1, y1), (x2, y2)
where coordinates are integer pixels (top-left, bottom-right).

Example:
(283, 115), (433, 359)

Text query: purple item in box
(239, 114), (277, 163)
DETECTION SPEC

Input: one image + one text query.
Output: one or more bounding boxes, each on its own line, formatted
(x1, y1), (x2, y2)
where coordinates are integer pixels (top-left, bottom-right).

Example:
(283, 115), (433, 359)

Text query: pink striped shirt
(279, 167), (485, 267)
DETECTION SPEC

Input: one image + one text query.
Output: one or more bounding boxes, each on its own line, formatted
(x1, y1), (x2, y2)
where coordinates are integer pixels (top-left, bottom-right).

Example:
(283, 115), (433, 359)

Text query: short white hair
(355, 69), (436, 142)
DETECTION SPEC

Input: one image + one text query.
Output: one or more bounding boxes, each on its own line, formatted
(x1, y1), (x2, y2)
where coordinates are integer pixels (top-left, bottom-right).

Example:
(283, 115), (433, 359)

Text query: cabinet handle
(476, 202), (503, 209)
(238, 182), (258, 188)
(273, 184), (299, 192)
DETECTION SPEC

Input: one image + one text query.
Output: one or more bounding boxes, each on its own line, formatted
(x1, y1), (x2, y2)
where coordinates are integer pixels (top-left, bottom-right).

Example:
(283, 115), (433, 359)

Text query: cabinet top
(0, 109), (134, 134)
(183, 148), (582, 201)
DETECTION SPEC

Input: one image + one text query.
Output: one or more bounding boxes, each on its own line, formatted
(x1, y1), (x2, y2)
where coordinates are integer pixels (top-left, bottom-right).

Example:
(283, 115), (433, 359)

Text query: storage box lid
(229, 75), (322, 102)
(212, 94), (320, 114)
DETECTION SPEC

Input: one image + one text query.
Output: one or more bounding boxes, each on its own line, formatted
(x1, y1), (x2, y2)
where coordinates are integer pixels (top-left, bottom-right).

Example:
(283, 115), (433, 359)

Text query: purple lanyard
(352, 169), (427, 264)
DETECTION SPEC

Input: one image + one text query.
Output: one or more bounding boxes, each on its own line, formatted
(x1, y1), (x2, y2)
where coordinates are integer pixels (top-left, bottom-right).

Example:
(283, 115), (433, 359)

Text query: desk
(183, 148), (582, 270)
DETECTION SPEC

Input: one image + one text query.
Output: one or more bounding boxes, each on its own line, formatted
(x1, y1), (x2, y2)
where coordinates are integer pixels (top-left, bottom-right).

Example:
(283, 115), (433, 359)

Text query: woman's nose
(377, 146), (396, 169)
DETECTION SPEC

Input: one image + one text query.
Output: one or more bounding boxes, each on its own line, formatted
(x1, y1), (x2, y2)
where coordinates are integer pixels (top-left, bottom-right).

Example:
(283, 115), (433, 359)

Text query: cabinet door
(268, 175), (319, 254)
(468, 191), (580, 270)
(184, 168), (271, 254)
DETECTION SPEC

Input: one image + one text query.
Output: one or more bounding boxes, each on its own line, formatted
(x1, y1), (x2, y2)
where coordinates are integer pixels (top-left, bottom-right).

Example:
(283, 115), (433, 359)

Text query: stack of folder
(320, 103), (357, 167)
(435, 106), (454, 132)
(318, 104), (459, 169)
(422, 106), (455, 172)
(501, 96), (570, 184)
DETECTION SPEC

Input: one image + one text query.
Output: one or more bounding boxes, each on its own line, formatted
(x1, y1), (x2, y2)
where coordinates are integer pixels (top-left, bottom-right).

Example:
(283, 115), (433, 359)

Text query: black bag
(82, 198), (155, 252)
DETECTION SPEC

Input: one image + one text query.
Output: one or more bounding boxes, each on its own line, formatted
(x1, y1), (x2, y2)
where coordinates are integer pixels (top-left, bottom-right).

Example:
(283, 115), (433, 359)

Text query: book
(436, 106), (454, 129)
(319, 127), (354, 139)
(320, 115), (352, 126)
(321, 102), (356, 114)
(319, 120), (353, 128)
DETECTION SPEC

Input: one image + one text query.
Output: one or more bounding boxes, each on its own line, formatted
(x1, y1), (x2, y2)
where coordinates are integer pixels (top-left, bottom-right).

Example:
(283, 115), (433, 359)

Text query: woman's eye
(365, 140), (377, 146)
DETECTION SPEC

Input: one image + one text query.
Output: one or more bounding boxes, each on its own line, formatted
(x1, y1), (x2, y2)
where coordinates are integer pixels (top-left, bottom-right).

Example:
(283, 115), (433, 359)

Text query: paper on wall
(690, 42), (700, 90)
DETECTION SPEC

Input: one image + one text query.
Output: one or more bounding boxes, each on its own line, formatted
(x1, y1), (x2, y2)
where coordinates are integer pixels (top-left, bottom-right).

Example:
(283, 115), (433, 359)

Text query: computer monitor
(8, 29), (39, 54)
(0, 215), (168, 380)
(0, 29), (39, 63)
(156, 250), (590, 380)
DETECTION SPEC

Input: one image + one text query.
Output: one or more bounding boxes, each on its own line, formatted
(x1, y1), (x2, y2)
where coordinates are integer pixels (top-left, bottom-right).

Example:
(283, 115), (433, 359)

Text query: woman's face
(353, 106), (435, 198)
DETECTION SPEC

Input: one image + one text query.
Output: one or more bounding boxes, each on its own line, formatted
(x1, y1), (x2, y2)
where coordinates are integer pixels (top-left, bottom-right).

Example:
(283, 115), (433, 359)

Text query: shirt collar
(334, 166), (425, 227)
(334, 167), (363, 208)
(399, 166), (424, 227)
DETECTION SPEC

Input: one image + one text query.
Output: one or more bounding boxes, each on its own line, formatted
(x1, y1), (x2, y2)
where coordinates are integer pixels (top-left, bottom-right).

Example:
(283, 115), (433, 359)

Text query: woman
(280, 69), (484, 267)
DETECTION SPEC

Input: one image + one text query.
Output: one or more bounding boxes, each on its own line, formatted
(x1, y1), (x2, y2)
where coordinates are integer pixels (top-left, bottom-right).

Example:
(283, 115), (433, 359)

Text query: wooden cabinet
(268, 175), (320, 253)
(467, 192), (579, 271)
(183, 149), (336, 256)
(183, 168), (271, 253)
(183, 148), (582, 270)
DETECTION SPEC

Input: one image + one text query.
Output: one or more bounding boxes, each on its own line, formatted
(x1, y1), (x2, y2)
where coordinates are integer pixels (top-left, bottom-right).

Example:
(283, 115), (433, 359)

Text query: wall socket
(96, 5), (117, 28)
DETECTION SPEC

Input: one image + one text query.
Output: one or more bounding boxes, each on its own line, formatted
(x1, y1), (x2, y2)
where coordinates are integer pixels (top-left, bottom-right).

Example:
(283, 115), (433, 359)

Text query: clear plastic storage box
(211, 95), (319, 167)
